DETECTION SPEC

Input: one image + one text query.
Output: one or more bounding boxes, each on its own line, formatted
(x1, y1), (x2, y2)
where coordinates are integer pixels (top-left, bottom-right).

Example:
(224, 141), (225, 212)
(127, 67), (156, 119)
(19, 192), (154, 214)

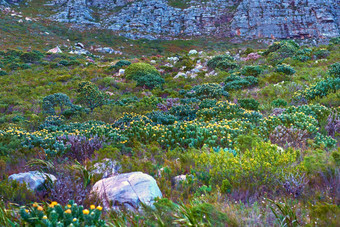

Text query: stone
(173, 175), (187, 184)
(91, 172), (162, 210)
(188, 49), (198, 55)
(47, 46), (63, 54)
(8, 171), (57, 191)
(118, 69), (125, 76)
(90, 158), (120, 178)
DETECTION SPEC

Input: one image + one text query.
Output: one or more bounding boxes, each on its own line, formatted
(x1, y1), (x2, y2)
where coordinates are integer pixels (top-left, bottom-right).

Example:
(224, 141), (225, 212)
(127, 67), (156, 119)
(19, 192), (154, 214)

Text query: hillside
(0, 1), (340, 226)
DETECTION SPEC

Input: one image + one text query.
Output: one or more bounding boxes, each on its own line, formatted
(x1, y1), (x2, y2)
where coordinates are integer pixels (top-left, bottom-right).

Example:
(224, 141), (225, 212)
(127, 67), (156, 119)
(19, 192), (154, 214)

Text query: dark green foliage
(293, 48), (312, 62)
(263, 40), (299, 58)
(9, 63), (20, 70)
(241, 65), (263, 77)
(275, 64), (296, 75)
(169, 104), (197, 121)
(224, 74), (258, 91)
(331, 151), (340, 166)
(77, 81), (108, 112)
(0, 70), (7, 76)
(221, 179), (232, 193)
(39, 115), (65, 130)
(186, 83), (229, 100)
(314, 49), (330, 59)
(115, 60), (131, 68)
(20, 50), (43, 63)
(125, 63), (160, 80)
(0, 180), (37, 205)
(328, 62), (340, 78)
(199, 99), (217, 109)
(146, 110), (177, 125)
(135, 73), (165, 89)
(238, 98), (259, 111)
(207, 54), (237, 71)
(216, 60), (238, 71)
(271, 98), (288, 107)
(42, 93), (73, 115)
(293, 78), (340, 102)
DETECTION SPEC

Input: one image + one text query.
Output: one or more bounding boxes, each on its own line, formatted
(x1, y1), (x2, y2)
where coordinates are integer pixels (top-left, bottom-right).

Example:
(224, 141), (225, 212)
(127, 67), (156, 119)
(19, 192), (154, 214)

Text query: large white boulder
(8, 171), (57, 191)
(92, 172), (162, 210)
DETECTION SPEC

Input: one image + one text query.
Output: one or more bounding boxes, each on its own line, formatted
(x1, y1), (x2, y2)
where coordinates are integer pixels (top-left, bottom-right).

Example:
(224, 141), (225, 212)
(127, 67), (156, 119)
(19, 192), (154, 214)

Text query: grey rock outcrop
(5, 0), (340, 40)
(91, 172), (162, 210)
(51, 0), (99, 25)
(231, 0), (340, 39)
(9, 171), (57, 191)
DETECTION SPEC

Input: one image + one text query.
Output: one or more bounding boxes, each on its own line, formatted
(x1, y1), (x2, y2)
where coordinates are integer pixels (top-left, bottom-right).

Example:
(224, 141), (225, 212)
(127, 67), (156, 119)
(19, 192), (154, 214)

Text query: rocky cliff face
(2, 0), (340, 40)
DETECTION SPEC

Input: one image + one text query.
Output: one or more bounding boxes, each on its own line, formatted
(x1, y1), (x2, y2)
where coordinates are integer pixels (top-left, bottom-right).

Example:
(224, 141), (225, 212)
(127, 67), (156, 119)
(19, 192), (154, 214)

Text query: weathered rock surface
(4, 0), (340, 40)
(91, 172), (162, 210)
(8, 171), (57, 191)
(231, 0), (340, 39)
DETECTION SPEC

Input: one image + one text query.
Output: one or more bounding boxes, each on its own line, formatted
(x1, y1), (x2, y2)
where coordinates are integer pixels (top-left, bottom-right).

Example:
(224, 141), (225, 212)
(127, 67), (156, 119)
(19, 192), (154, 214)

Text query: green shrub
(207, 55), (237, 71)
(293, 78), (340, 102)
(221, 179), (232, 193)
(264, 40), (299, 58)
(9, 63), (20, 70)
(328, 62), (340, 78)
(19, 200), (105, 226)
(314, 49), (330, 59)
(42, 93), (73, 115)
(224, 74), (258, 91)
(0, 70), (7, 76)
(146, 111), (177, 125)
(135, 73), (164, 89)
(0, 179), (37, 205)
(20, 51), (43, 63)
(293, 48), (312, 62)
(115, 60), (131, 68)
(271, 98), (287, 107)
(275, 64), (296, 75)
(77, 81), (108, 112)
(192, 141), (299, 190)
(241, 65), (263, 77)
(238, 98), (260, 111)
(125, 63), (160, 80)
(186, 83), (229, 100)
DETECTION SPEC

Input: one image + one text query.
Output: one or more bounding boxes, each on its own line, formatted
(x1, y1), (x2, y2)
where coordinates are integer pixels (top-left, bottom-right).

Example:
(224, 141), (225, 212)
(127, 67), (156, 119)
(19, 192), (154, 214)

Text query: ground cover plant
(0, 10), (339, 225)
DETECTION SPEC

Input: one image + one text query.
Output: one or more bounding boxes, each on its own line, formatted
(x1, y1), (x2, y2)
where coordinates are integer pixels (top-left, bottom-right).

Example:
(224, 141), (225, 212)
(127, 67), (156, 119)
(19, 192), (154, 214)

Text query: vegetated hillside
(1, 0), (340, 40)
(0, 28), (339, 226)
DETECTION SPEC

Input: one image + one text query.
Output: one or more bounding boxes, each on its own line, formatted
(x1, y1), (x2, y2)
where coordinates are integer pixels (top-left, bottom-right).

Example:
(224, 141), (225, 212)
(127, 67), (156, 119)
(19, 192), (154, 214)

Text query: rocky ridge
(2, 0), (340, 40)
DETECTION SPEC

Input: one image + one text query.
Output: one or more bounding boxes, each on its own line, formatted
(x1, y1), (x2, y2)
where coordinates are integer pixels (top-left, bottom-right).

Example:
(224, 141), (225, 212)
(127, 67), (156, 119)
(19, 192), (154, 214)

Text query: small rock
(189, 49), (198, 55)
(9, 171), (57, 191)
(47, 46), (62, 54)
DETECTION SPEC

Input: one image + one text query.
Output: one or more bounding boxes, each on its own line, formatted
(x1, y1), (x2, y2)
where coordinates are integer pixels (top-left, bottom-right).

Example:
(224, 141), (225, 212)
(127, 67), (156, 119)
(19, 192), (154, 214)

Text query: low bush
(125, 63), (160, 80)
(328, 62), (340, 78)
(238, 98), (260, 111)
(241, 65), (263, 77)
(275, 64), (296, 75)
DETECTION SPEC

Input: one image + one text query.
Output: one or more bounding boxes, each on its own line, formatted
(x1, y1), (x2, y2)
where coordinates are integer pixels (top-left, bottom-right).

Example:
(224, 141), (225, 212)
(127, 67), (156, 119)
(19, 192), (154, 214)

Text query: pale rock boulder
(9, 171), (57, 191)
(92, 172), (162, 210)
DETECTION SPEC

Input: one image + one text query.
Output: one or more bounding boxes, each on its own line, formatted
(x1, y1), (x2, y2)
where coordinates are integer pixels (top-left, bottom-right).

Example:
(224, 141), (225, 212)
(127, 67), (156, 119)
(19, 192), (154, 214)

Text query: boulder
(189, 49), (198, 55)
(47, 46), (62, 54)
(91, 172), (162, 210)
(8, 171), (57, 191)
